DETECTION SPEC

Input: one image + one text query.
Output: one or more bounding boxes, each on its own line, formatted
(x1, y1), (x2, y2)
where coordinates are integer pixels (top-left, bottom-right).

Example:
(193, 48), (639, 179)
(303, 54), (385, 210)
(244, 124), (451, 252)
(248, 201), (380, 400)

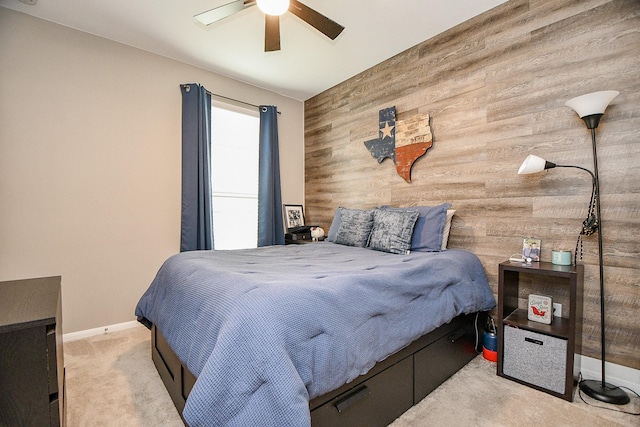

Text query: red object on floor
(483, 347), (497, 362)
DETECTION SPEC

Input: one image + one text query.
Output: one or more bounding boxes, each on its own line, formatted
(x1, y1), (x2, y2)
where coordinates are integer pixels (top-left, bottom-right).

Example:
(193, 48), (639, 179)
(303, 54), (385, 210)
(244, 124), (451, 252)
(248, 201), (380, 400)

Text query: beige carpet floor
(64, 324), (639, 426)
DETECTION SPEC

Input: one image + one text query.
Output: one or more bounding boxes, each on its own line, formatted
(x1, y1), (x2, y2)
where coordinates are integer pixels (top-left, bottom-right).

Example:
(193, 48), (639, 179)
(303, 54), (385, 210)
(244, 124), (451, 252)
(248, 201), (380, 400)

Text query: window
(210, 101), (260, 249)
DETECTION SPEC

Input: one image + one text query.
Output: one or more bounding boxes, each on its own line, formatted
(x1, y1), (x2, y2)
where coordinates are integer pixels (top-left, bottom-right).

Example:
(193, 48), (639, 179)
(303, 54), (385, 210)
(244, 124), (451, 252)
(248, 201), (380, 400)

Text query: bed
(135, 239), (495, 427)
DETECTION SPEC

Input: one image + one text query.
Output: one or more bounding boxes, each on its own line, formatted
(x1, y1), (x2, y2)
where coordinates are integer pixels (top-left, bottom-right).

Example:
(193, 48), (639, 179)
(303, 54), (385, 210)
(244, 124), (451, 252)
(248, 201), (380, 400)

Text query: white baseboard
(63, 320), (142, 342)
(579, 355), (640, 395)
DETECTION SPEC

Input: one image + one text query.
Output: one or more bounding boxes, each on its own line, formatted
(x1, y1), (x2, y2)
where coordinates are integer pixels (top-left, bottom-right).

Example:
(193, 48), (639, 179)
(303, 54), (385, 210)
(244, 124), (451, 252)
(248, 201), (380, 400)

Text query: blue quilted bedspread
(135, 243), (495, 427)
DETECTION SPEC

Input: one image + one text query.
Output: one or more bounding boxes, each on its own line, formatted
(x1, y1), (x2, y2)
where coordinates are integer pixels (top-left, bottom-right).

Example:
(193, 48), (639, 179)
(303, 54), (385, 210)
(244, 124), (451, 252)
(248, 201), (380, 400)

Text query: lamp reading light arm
(555, 164), (599, 236)
(518, 155), (596, 185)
(553, 163), (596, 185)
(518, 154), (599, 235)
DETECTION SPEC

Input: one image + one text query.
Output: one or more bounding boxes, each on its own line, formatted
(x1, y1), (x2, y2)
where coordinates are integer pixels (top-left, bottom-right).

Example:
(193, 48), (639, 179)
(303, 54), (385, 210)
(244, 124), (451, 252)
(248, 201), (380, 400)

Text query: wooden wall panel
(304, 0), (640, 369)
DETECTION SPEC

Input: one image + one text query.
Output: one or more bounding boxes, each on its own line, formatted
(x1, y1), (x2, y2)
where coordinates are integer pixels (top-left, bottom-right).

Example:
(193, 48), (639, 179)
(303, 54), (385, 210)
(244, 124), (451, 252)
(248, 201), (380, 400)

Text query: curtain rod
(208, 91), (281, 115)
(182, 84), (281, 114)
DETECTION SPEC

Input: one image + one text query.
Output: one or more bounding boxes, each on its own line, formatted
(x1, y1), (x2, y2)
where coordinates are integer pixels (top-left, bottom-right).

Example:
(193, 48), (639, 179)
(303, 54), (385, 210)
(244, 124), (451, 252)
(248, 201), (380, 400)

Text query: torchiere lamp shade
(565, 90), (619, 118)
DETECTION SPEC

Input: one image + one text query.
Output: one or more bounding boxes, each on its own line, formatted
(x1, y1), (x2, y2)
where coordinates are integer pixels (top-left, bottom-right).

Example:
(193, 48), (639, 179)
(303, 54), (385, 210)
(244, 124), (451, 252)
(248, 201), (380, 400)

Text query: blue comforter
(135, 243), (495, 427)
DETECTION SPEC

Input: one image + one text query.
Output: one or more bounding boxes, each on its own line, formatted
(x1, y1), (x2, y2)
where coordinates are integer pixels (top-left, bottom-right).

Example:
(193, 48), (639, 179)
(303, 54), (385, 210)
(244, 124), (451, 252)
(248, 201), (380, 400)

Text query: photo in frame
(522, 237), (541, 261)
(283, 204), (305, 230)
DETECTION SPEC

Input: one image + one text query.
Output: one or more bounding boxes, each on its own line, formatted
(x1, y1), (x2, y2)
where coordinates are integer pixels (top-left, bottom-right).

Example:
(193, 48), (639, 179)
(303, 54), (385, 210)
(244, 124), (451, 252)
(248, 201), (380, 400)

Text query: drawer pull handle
(525, 337), (544, 345)
(334, 385), (370, 413)
(448, 328), (465, 343)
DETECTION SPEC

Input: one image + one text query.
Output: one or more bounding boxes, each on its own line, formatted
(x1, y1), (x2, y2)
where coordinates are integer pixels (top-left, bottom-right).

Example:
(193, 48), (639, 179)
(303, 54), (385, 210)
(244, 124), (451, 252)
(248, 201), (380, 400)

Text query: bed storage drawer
(311, 355), (413, 427)
(414, 323), (478, 401)
(152, 325), (194, 415)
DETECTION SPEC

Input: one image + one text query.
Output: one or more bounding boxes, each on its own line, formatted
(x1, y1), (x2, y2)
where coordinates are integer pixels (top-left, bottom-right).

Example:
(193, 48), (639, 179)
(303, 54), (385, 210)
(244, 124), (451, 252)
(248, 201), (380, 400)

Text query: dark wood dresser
(0, 276), (65, 426)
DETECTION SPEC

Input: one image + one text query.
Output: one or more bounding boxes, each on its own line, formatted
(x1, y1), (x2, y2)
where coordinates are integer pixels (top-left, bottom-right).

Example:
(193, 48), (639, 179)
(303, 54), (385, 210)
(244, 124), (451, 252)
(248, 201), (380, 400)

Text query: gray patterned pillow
(334, 208), (374, 247)
(382, 203), (451, 252)
(368, 208), (420, 254)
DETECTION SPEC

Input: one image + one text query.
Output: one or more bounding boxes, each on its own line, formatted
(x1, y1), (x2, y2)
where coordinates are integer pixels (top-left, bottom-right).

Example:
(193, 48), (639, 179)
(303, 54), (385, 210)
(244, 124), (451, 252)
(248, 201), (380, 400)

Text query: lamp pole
(576, 116), (630, 405)
(590, 126), (606, 389)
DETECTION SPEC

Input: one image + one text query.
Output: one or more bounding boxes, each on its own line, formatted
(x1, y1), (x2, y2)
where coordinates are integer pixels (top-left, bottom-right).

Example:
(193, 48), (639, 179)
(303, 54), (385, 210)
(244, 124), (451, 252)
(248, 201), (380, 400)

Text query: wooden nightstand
(497, 261), (584, 401)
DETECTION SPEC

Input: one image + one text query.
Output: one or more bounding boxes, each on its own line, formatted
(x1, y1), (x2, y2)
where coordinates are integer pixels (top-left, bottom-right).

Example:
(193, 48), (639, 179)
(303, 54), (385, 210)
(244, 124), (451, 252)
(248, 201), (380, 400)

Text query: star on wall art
(364, 106), (433, 182)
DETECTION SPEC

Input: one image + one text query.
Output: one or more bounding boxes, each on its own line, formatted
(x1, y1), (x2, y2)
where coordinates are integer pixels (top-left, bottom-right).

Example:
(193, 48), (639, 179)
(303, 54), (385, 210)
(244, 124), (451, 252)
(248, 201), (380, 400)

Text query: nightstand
(497, 261), (584, 401)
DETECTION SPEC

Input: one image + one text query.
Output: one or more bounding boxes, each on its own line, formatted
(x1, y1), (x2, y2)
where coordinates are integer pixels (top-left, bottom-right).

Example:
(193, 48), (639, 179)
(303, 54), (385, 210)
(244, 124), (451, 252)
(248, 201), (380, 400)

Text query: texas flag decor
(364, 106), (433, 182)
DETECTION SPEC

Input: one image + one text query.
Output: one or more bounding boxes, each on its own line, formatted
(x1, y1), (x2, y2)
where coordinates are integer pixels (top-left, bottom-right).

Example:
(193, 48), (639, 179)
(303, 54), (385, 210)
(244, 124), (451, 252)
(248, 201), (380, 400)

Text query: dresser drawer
(0, 326), (51, 426)
(47, 325), (59, 396)
(311, 355), (413, 427)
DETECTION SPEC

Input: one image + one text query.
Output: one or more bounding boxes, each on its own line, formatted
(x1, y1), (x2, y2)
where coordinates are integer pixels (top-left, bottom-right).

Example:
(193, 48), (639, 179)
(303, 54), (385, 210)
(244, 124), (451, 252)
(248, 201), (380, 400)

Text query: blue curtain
(258, 106), (285, 246)
(180, 84), (214, 252)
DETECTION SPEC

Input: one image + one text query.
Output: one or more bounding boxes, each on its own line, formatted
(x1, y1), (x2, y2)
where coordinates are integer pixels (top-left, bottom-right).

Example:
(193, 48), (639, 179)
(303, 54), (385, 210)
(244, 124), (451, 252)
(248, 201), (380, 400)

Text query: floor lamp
(518, 90), (630, 405)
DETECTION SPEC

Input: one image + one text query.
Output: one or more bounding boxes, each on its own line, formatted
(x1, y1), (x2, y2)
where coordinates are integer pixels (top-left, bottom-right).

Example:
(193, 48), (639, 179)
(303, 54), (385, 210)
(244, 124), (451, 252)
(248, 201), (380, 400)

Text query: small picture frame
(283, 204), (305, 230)
(522, 237), (541, 262)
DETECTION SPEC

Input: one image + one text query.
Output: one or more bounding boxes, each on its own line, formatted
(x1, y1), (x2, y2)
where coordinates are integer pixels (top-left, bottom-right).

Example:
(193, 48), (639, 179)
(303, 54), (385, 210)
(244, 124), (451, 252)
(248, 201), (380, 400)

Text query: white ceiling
(1, 0), (507, 101)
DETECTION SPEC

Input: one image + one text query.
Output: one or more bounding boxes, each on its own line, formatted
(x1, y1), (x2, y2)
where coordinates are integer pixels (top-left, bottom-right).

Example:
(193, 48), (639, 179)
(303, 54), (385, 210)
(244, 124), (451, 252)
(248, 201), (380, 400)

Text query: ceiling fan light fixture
(257, 0), (290, 16)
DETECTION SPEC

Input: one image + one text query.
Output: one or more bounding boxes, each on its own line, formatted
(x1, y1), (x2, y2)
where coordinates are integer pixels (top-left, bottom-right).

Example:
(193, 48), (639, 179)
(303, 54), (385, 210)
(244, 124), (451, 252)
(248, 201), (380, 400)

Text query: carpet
(64, 324), (638, 426)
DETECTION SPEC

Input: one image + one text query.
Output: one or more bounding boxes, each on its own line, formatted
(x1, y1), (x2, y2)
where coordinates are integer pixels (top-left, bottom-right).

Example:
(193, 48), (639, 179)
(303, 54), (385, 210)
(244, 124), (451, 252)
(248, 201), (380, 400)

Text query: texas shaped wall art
(364, 106), (432, 182)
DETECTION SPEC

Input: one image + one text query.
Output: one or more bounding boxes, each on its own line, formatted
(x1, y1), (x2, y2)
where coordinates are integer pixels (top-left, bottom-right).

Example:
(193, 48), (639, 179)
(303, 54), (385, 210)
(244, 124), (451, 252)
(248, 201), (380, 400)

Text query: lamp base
(579, 379), (630, 405)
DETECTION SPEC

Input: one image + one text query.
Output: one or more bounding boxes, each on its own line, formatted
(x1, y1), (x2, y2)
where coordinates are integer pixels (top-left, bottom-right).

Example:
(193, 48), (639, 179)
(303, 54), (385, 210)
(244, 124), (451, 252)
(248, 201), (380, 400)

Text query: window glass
(211, 102), (259, 249)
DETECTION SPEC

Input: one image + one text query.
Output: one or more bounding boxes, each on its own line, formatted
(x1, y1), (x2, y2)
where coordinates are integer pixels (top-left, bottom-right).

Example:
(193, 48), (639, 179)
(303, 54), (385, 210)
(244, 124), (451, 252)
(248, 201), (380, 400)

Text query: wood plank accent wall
(304, 0), (640, 369)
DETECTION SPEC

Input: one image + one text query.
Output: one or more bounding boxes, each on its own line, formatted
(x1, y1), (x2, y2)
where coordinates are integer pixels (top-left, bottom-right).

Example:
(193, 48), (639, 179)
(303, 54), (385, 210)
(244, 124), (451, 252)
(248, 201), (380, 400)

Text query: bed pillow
(382, 203), (452, 252)
(334, 208), (374, 247)
(368, 208), (420, 254)
(441, 209), (456, 250)
(326, 207), (343, 242)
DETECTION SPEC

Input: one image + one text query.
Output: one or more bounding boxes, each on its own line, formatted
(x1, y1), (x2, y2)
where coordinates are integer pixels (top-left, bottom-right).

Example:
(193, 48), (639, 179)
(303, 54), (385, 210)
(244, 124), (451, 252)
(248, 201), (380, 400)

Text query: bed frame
(150, 311), (486, 426)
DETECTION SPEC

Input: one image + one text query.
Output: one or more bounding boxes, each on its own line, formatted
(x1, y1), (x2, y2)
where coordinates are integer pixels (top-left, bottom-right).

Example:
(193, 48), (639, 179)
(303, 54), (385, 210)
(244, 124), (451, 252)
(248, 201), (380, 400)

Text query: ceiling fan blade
(288, 0), (344, 40)
(194, 0), (256, 26)
(264, 14), (281, 52)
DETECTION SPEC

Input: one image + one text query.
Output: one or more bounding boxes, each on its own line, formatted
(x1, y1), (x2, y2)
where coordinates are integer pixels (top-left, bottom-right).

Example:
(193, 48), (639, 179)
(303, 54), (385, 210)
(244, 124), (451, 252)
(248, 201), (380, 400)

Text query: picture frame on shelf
(522, 237), (541, 261)
(283, 204), (305, 230)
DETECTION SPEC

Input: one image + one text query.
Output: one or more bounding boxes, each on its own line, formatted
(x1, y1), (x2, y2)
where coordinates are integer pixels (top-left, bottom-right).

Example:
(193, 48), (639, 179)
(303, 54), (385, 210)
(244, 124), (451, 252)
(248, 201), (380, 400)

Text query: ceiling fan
(194, 0), (345, 52)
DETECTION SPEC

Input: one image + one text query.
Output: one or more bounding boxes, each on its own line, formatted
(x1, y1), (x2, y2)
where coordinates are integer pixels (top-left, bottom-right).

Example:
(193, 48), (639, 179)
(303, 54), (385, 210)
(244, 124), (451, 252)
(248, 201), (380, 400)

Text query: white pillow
(441, 209), (456, 250)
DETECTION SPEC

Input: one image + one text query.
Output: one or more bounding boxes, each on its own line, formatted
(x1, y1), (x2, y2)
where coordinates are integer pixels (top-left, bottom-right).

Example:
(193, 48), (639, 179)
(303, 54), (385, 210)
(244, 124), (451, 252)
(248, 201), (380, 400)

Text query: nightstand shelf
(503, 308), (571, 339)
(497, 261), (584, 401)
